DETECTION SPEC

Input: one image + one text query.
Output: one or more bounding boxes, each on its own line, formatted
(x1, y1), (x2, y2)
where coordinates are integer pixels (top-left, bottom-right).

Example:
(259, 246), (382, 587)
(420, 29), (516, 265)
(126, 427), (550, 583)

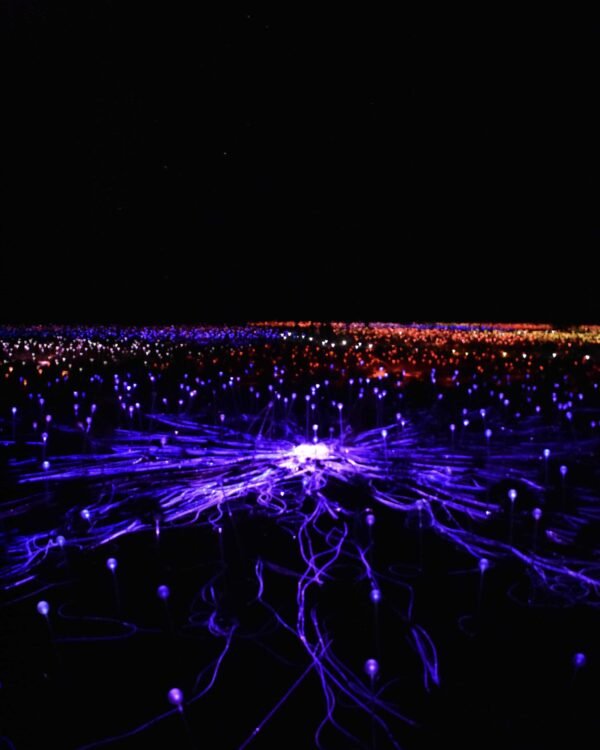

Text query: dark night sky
(1, 6), (598, 322)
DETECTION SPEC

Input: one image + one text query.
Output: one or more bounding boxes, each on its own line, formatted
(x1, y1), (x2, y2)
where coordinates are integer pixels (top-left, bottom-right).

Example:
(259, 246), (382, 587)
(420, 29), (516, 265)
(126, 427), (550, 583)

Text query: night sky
(2, 6), (598, 322)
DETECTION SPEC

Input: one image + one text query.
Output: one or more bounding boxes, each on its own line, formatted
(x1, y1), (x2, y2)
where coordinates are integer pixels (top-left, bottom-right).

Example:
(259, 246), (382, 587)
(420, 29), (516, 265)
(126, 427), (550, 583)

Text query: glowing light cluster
(292, 441), (331, 462)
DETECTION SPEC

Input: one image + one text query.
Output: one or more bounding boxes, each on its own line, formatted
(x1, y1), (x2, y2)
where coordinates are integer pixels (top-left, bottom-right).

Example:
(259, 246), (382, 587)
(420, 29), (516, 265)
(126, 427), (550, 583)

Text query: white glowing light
(292, 442), (330, 461)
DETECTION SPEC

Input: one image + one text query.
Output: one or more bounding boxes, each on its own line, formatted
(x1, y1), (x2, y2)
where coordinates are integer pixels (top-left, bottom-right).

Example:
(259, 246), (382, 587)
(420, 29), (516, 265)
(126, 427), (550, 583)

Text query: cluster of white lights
(292, 442), (331, 462)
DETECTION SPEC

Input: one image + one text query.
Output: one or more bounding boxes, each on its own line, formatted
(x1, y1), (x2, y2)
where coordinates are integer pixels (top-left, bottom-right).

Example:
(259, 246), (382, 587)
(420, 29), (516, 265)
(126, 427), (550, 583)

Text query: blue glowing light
(157, 585), (170, 601)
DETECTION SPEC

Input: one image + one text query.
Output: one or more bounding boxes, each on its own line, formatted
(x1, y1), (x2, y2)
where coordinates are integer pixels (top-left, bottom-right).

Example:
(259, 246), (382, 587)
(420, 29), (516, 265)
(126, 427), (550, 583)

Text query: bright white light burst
(292, 442), (331, 462)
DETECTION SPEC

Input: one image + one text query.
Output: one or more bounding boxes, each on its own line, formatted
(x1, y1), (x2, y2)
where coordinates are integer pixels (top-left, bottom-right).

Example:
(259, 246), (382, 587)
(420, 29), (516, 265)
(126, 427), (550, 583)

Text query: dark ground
(1, 480), (597, 749)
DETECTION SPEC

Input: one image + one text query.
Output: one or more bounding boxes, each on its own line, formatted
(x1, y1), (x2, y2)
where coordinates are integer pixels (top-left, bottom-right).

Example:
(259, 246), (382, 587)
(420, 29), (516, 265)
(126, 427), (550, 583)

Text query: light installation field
(0, 322), (598, 749)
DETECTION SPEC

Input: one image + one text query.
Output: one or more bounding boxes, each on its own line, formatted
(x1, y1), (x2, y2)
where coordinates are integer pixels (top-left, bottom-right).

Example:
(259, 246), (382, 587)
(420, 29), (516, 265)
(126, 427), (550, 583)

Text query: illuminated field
(1, 324), (598, 749)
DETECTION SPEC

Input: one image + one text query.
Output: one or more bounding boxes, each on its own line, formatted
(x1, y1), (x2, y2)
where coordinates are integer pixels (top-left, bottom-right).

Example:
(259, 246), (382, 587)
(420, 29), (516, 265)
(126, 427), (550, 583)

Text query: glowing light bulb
(370, 588), (381, 603)
(106, 557), (118, 572)
(168, 687), (184, 708)
(37, 600), (50, 617)
(573, 652), (587, 669)
(364, 659), (379, 678)
(508, 489), (517, 503)
(157, 584), (170, 601)
(479, 558), (489, 573)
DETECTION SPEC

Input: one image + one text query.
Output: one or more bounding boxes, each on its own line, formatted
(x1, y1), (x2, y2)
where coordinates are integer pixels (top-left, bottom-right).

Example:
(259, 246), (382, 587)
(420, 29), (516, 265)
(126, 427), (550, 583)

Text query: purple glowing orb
(364, 658), (379, 678)
(157, 584), (170, 601)
(168, 687), (184, 707)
